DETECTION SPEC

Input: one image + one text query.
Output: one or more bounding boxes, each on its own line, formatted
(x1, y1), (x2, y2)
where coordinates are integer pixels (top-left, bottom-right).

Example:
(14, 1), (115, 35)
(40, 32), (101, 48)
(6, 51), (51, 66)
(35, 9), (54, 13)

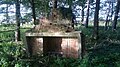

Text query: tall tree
(0, 0), (14, 23)
(67, 0), (74, 28)
(93, 0), (100, 39)
(15, 0), (21, 41)
(104, 0), (115, 30)
(81, 4), (85, 23)
(105, 2), (111, 30)
(23, 0), (37, 25)
(6, 4), (9, 23)
(31, 0), (36, 25)
(22, 0), (50, 19)
(112, 0), (120, 30)
(85, 0), (90, 28)
(53, 0), (57, 8)
(77, 0), (87, 23)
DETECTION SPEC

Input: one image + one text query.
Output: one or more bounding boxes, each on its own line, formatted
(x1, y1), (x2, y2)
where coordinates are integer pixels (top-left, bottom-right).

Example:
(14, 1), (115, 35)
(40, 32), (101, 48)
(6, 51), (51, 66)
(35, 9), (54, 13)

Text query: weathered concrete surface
(24, 31), (85, 58)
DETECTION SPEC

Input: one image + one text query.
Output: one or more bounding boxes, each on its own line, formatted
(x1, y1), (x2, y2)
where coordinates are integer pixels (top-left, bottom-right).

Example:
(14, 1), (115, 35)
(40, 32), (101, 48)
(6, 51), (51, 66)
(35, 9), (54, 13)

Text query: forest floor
(79, 26), (120, 67)
(0, 23), (120, 67)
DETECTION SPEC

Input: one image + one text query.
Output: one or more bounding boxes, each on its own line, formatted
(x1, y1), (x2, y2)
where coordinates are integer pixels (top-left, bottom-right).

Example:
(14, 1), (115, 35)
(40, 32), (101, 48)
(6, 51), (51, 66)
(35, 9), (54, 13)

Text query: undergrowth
(0, 25), (120, 67)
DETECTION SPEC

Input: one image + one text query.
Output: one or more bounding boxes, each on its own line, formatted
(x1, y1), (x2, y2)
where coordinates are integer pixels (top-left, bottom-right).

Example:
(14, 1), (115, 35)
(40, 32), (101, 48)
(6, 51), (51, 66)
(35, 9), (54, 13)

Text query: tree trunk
(111, 3), (114, 18)
(31, 0), (36, 25)
(85, 0), (90, 28)
(6, 4), (9, 23)
(72, 13), (75, 29)
(81, 5), (84, 23)
(15, 0), (21, 41)
(105, 14), (109, 30)
(93, 0), (100, 40)
(109, 2), (114, 28)
(105, 3), (111, 30)
(70, 6), (74, 29)
(112, 0), (120, 30)
(53, 0), (57, 8)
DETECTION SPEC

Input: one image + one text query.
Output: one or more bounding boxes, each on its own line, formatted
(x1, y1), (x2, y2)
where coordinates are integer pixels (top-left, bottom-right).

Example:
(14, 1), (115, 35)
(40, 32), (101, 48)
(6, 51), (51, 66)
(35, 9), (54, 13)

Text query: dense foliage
(0, 24), (120, 67)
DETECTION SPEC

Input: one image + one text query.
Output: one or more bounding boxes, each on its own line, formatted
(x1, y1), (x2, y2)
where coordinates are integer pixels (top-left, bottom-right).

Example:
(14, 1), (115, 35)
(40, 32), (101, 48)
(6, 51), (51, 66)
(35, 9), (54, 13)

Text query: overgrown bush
(0, 42), (28, 67)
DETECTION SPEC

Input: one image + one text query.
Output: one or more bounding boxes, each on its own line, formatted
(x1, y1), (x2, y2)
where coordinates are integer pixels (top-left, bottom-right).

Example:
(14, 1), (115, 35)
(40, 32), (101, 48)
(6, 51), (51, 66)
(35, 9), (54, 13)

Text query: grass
(79, 25), (120, 67)
(0, 23), (120, 67)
